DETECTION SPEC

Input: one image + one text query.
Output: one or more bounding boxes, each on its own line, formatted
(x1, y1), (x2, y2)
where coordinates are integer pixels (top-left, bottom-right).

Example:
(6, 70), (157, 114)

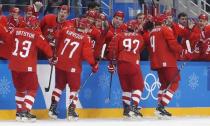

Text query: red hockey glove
(180, 49), (193, 60)
(91, 63), (99, 73)
(107, 64), (115, 73)
(48, 57), (58, 65)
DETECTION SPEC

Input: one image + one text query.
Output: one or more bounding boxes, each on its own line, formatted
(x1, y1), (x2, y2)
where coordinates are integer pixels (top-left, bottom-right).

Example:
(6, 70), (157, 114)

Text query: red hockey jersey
(9, 28), (53, 72)
(148, 26), (183, 69)
(55, 27), (95, 73)
(108, 32), (144, 64)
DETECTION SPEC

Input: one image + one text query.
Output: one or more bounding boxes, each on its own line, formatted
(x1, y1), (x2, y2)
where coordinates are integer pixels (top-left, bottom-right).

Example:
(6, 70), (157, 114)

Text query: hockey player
(84, 10), (101, 60)
(109, 10), (127, 34)
(48, 18), (99, 120)
(136, 12), (145, 34)
(107, 19), (145, 119)
(40, 5), (73, 48)
(24, 1), (43, 19)
(101, 11), (127, 59)
(147, 15), (191, 119)
(188, 14), (210, 60)
(0, 4), (9, 59)
(164, 11), (191, 47)
(8, 17), (53, 122)
(94, 12), (111, 59)
(7, 7), (25, 31)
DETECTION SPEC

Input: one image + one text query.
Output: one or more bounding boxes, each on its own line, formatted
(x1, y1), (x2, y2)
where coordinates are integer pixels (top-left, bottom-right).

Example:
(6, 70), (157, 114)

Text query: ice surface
(1, 117), (210, 126)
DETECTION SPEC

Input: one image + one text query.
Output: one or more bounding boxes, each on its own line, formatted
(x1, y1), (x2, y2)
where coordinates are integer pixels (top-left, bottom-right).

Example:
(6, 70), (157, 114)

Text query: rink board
(0, 60), (210, 119)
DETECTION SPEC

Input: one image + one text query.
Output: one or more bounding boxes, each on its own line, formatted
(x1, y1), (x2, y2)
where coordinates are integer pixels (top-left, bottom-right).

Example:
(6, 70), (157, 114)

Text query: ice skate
(48, 101), (58, 119)
(67, 104), (79, 121)
(155, 104), (172, 119)
(20, 111), (36, 122)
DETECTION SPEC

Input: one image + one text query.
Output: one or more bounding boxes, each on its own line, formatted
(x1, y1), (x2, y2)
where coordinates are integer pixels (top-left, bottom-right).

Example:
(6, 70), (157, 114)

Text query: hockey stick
(166, 41), (192, 90)
(45, 64), (54, 92)
(105, 25), (118, 103)
(69, 72), (94, 105)
(107, 70), (113, 102)
(45, 40), (57, 92)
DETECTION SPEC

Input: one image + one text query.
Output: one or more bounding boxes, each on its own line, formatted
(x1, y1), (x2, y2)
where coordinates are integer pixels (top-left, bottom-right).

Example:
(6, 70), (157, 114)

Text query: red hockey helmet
(25, 5), (34, 13)
(9, 7), (20, 13)
(127, 19), (138, 31)
(78, 18), (91, 29)
(198, 14), (208, 21)
(86, 10), (98, 18)
(146, 14), (154, 22)
(163, 10), (172, 16)
(98, 13), (106, 21)
(59, 5), (70, 13)
(114, 10), (124, 19)
(154, 14), (167, 24)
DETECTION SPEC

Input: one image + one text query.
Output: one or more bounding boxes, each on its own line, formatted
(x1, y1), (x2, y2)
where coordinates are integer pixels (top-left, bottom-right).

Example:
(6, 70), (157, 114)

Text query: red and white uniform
(148, 26), (183, 69)
(108, 32), (144, 106)
(8, 27), (53, 112)
(148, 25), (183, 106)
(52, 27), (95, 107)
(9, 28), (53, 72)
(0, 16), (10, 59)
(7, 16), (25, 31)
(40, 14), (73, 45)
(56, 27), (95, 73)
(171, 22), (191, 49)
(189, 25), (210, 60)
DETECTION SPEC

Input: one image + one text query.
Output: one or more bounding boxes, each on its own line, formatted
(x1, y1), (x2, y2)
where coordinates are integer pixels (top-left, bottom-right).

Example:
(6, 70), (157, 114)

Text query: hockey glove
(33, 1), (43, 12)
(107, 64), (115, 73)
(180, 49), (193, 60)
(91, 63), (99, 73)
(48, 57), (58, 65)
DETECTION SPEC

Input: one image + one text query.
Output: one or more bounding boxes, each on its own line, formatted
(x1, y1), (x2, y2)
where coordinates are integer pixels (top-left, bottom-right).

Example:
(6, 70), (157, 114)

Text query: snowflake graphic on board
(83, 88), (92, 100)
(0, 76), (11, 96)
(98, 72), (110, 91)
(188, 72), (199, 90)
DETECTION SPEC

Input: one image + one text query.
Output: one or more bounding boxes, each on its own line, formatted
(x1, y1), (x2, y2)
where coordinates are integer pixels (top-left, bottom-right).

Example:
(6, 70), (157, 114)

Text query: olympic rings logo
(141, 73), (161, 100)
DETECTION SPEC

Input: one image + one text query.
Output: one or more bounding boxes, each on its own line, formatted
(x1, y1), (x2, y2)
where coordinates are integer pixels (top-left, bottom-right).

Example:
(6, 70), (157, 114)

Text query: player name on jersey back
(16, 30), (35, 39)
(151, 27), (161, 33)
(66, 30), (84, 40)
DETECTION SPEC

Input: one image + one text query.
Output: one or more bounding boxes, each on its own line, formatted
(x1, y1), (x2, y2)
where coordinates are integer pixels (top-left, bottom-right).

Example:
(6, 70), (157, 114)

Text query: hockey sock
(122, 92), (131, 105)
(23, 90), (37, 111)
(15, 91), (25, 112)
(52, 88), (62, 103)
(69, 91), (78, 108)
(131, 90), (141, 106)
(161, 90), (174, 106)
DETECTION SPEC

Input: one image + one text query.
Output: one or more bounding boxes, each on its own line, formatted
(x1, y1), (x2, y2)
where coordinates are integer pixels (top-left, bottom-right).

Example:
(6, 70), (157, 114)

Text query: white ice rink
(1, 117), (210, 126)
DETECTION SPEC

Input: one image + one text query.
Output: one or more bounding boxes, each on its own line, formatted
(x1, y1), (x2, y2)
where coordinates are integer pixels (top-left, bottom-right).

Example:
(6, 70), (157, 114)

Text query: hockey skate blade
(48, 111), (58, 120)
(21, 117), (36, 122)
(16, 116), (22, 122)
(68, 116), (79, 121)
(123, 116), (142, 121)
(154, 110), (171, 120)
(123, 111), (142, 121)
